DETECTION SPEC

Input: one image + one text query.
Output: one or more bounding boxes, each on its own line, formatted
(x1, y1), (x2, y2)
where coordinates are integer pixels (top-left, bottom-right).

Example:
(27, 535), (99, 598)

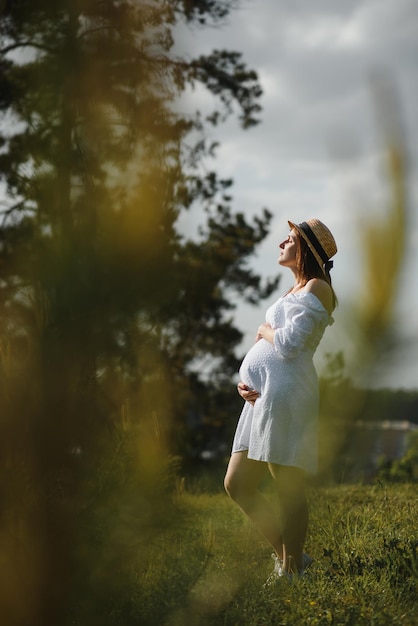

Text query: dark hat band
(298, 221), (329, 264)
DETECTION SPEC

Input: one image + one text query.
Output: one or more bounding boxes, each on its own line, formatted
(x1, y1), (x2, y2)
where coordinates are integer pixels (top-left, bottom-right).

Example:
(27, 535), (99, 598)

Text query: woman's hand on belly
(237, 382), (260, 406)
(256, 322), (274, 345)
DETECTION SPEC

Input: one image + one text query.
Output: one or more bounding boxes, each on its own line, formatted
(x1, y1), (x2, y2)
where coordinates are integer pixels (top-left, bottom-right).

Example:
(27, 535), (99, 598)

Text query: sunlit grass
(99, 481), (418, 626)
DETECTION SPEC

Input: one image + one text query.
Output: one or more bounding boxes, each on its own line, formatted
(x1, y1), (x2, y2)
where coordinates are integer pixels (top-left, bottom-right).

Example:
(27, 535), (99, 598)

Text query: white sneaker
(264, 552), (314, 587)
(263, 553), (285, 587)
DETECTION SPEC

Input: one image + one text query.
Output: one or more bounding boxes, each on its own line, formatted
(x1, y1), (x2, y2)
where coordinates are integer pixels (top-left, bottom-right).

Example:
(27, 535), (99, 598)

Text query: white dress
(231, 292), (333, 474)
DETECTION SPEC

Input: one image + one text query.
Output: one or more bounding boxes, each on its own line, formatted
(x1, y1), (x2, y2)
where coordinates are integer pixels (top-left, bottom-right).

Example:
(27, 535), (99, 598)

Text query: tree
(0, 1), (276, 623)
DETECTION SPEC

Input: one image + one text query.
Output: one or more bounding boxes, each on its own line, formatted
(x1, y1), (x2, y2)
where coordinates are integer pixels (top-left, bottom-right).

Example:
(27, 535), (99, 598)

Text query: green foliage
(351, 79), (408, 371)
(377, 432), (418, 483)
(0, 1), (275, 624)
(66, 429), (183, 626)
(318, 353), (418, 484)
(360, 389), (418, 425)
(318, 353), (366, 484)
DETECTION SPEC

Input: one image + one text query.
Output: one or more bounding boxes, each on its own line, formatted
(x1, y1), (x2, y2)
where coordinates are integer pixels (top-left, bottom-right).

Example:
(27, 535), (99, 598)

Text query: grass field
(133, 480), (418, 626)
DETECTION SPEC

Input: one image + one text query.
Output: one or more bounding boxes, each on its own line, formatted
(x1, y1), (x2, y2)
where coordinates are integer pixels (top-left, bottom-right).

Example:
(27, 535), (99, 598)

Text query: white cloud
(175, 0), (418, 388)
(284, 15), (364, 52)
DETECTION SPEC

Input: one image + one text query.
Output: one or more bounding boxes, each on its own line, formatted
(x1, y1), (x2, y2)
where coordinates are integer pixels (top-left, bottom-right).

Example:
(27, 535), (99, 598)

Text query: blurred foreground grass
(82, 481), (418, 626)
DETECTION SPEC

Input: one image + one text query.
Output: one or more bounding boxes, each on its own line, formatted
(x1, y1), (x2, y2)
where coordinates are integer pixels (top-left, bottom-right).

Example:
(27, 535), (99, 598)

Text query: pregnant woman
(224, 218), (337, 582)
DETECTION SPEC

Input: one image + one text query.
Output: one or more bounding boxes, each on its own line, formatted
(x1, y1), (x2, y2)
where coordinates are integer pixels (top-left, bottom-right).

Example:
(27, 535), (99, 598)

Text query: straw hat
(288, 218), (337, 272)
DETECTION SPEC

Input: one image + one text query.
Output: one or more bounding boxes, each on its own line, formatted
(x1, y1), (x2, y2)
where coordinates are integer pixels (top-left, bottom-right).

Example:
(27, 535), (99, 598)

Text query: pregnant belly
(238, 339), (279, 392)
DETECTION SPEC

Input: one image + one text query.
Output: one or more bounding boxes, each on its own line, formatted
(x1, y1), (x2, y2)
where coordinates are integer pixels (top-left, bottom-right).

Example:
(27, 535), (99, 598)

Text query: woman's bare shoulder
(304, 278), (333, 312)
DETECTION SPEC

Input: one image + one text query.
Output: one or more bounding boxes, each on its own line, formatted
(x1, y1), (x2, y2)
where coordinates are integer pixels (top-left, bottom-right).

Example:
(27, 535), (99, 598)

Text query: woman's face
(278, 229), (298, 267)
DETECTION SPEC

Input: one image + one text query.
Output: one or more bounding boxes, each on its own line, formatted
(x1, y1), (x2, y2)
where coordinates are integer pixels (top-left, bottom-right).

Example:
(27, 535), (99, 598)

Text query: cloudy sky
(176, 0), (418, 389)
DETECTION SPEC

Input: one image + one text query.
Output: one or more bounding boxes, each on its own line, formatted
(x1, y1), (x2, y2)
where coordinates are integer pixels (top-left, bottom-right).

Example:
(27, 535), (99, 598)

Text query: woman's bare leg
(268, 464), (308, 574)
(224, 451), (284, 559)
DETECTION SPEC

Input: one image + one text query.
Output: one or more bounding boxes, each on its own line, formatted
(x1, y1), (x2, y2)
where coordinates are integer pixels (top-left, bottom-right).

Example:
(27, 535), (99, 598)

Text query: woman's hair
(296, 234), (338, 309)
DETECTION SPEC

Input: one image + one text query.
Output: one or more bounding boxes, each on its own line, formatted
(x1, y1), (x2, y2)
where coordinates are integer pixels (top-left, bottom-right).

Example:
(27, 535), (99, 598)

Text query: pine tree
(0, 2), (277, 622)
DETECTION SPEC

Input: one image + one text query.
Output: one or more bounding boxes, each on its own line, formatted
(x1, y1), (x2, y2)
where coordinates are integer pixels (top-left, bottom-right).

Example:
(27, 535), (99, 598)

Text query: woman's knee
(224, 452), (267, 501)
(224, 461), (248, 501)
(269, 464), (306, 500)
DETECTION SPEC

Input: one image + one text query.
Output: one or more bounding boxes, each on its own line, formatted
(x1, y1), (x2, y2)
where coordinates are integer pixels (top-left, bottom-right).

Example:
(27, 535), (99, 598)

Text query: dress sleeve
(273, 300), (326, 359)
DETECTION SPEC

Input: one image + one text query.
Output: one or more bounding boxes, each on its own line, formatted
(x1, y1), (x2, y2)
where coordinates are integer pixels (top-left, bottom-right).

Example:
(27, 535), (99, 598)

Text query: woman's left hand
(256, 323), (274, 345)
(237, 382), (259, 405)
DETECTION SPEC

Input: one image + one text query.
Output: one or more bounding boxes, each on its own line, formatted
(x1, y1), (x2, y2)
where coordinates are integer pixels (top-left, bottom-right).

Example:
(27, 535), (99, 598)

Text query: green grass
(133, 482), (418, 626)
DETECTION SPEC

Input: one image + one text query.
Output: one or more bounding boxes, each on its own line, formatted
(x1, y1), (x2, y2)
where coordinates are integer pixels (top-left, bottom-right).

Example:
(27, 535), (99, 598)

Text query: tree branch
(1, 40), (55, 56)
